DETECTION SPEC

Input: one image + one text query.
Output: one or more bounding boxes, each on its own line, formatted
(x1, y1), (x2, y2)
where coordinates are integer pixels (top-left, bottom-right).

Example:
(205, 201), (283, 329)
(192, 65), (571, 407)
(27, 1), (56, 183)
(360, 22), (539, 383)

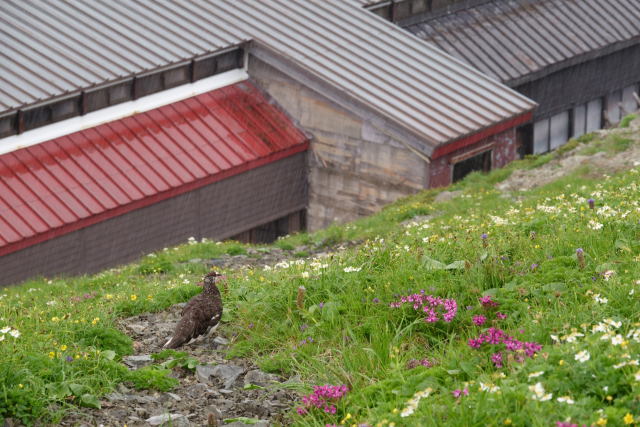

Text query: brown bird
(163, 271), (224, 349)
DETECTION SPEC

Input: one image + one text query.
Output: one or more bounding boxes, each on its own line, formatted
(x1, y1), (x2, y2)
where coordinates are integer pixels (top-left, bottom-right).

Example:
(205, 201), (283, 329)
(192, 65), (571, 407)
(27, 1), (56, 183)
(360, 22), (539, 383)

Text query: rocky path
(61, 303), (301, 427)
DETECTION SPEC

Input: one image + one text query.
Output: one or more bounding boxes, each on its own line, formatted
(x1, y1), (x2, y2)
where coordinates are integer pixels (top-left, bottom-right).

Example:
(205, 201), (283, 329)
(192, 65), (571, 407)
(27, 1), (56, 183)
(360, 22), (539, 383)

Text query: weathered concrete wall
(249, 56), (428, 230)
(429, 128), (516, 188)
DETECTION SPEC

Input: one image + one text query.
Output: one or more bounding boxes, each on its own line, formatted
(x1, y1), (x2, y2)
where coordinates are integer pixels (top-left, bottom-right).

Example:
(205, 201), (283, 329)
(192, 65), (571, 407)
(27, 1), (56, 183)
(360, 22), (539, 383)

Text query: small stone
(146, 413), (189, 426)
(213, 336), (229, 346)
(123, 355), (153, 370)
(127, 322), (149, 335)
(196, 365), (218, 384)
(211, 364), (244, 389)
(243, 370), (280, 387)
(167, 392), (181, 401)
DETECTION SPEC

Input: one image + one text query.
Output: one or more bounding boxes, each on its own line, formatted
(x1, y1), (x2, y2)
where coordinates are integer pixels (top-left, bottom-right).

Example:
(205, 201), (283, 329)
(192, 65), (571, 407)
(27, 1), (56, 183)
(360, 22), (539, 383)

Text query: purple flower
(576, 248), (584, 255)
(65, 356), (73, 362)
(481, 233), (488, 240)
(588, 198), (595, 209)
(530, 263), (539, 271)
(473, 315), (487, 326)
(372, 297), (380, 304)
(300, 324), (308, 331)
(452, 388), (469, 398)
(248, 322), (254, 329)
(491, 352), (503, 368)
(318, 302), (324, 309)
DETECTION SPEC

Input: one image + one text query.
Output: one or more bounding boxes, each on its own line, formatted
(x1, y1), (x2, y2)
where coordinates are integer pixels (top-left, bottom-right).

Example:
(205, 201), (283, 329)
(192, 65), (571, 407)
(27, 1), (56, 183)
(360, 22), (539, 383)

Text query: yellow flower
(60, 345), (67, 351)
(18, 384), (23, 389)
(147, 295), (153, 300)
(75, 354), (81, 359)
(51, 316), (60, 322)
(130, 295), (137, 301)
(559, 360), (565, 366)
(504, 418), (512, 425)
(392, 408), (399, 414)
(623, 413), (634, 425)
(48, 351), (55, 358)
(92, 317), (100, 325)
(606, 395), (613, 401)
(596, 418), (607, 426)
(105, 294), (113, 299)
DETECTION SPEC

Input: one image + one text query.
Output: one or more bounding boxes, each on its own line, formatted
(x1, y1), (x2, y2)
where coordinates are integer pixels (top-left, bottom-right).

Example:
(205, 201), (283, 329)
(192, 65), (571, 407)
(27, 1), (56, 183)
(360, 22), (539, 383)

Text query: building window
(452, 150), (491, 182)
(163, 64), (190, 89)
(216, 50), (243, 73)
(110, 80), (133, 105)
(606, 90), (622, 125)
(622, 84), (638, 117)
(549, 111), (569, 150)
(0, 112), (17, 138)
(23, 105), (52, 131)
(533, 118), (549, 154)
(572, 103), (587, 138)
(135, 73), (163, 98)
(586, 98), (602, 133)
(51, 96), (80, 122)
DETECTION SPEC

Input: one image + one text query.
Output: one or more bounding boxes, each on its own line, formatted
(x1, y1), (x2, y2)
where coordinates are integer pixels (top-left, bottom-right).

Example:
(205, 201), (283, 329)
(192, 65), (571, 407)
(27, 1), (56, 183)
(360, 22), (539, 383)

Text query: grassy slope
(1, 116), (639, 426)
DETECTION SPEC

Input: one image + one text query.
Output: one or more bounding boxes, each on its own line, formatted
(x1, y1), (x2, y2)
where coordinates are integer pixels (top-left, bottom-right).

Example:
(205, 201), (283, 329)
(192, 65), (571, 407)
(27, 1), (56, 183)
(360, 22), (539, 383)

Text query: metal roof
(0, 0), (534, 147)
(404, 0), (640, 86)
(0, 81), (308, 255)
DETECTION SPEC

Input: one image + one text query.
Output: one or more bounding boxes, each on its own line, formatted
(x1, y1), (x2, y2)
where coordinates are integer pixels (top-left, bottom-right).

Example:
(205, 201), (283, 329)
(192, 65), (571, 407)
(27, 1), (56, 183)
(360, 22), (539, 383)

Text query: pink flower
(491, 352), (503, 368)
(452, 388), (469, 398)
(496, 312), (507, 320)
(479, 295), (499, 308)
(473, 315), (487, 326)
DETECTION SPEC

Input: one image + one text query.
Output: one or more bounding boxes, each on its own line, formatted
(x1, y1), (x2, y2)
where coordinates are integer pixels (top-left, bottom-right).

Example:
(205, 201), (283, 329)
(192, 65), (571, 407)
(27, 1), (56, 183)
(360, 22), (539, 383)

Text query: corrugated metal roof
(0, 0), (534, 148)
(404, 0), (640, 86)
(0, 81), (308, 255)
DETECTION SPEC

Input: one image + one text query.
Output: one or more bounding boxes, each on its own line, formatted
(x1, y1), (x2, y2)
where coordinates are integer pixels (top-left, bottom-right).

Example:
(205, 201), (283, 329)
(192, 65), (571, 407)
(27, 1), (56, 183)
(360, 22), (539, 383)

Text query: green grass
(1, 127), (639, 426)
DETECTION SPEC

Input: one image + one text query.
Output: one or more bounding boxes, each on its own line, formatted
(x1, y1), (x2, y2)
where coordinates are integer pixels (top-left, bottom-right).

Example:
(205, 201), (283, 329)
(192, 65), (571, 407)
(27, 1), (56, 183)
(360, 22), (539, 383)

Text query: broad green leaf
(102, 350), (116, 360)
(80, 394), (101, 409)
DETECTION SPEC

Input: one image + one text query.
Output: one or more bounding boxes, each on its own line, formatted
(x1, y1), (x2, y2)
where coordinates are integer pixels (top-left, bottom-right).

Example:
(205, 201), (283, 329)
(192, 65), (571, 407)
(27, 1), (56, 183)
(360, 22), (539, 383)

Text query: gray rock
(213, 336), (229, 346)
(206, 258), (226, 267)
(123, 355), (153, 370)
(196, 364), (218, 384)
(127, 322), (149, 335)
(434, 190), (462, 203)
(212, 364), (244, 388)
(146, 413), (189, 426)
(243, 370), (280, 387)
(188, 258), (203, 264)
(166, 392), (181, 401)
(186, 383), (211, 399)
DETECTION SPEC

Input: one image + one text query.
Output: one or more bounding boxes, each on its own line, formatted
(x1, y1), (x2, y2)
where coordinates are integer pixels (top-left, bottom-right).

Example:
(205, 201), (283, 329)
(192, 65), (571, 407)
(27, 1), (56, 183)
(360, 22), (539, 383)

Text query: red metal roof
(0, 81), (308, 256)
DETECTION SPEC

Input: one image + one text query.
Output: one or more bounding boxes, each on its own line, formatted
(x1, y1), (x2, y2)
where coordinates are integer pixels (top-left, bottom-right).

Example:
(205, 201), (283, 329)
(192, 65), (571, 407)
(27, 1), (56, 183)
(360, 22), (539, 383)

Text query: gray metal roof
(0, 0), (535, 146)
(403, 0), (640, 86)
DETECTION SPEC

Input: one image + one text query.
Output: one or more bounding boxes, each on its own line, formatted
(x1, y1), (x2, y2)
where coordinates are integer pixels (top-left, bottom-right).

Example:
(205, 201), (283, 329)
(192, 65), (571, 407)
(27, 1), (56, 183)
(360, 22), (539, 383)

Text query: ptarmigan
(163, 271), (224, 349)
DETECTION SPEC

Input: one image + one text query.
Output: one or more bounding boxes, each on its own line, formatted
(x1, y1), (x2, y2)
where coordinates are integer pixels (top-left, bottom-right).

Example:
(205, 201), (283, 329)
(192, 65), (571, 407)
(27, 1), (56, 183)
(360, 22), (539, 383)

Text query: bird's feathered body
(164, 272), (223, 349)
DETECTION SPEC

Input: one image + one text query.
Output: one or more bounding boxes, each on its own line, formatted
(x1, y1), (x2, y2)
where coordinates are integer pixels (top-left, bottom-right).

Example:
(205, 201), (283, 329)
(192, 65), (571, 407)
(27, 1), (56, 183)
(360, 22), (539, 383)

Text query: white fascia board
(0, 69), (249, 155)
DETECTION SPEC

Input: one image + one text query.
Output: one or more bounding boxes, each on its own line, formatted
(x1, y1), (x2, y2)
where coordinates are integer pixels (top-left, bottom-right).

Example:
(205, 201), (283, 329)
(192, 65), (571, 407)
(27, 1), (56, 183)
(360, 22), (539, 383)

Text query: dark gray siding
(515, 44), (640, 119)
(0, 152), (307, 286)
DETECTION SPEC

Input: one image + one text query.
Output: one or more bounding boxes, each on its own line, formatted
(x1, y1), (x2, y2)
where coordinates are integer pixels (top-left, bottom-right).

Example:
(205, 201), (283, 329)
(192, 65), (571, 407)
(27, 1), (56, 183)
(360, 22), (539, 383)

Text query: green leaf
(423, 257), (446, 270)
(615, 239), (632, 253)
(223, 417), (260, 424)
(68, 383), (84, 396)
(102, 350), (116, 361)
(80, 393), (101, 409)
(243, 383), (264, 390)
(445, 260), (466, 270)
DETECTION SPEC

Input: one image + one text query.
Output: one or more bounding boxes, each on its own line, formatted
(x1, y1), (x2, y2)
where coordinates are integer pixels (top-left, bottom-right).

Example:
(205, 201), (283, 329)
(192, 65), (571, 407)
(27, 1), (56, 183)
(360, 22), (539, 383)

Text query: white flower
(575, 350), (590, 363)
(611, 334), (625, 346)
(614, 361), (628, 369)
(630, 289), (635, 296)
(479, 382), (500, 393)
(635, 371), (640, 381)
(46, 300), (57, 306)
(343, 266), (361, 273)
(557, 396), (575, 404)
(550, 335), (559, 342)
(602, 270), (615, 281)
(588, 220), (603, 230)
(603, 318), (622, 329)
(8, 329), (19, 338)
(592, 323), (609, 333)
(400, 387), (433, 417)
(529, 382), (552, 401)
(301, 272), (310, 279)
(0, 327), (10, 334)
(592, 294), (608, 304)
(528, 371), (545, 379)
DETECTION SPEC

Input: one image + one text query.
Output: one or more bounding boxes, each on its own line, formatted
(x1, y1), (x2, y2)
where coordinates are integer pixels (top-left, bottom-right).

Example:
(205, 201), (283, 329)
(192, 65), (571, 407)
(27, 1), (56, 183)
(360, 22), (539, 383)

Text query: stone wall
(248, 56), (428, 231)
(429, 128), (516, 188)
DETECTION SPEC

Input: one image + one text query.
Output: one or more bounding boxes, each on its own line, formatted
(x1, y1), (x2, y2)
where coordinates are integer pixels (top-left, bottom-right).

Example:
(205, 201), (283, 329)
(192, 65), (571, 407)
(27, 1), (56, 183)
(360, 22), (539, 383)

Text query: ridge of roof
(0, 0), (535, 147)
